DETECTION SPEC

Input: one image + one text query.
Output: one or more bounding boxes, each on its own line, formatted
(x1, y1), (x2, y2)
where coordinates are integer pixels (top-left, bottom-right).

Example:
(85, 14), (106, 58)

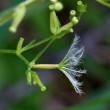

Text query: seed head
(58, 35), (86, 94)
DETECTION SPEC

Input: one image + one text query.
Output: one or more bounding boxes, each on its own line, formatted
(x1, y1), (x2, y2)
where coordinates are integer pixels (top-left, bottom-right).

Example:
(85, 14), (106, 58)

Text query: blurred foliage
(0, 0), (110, 110)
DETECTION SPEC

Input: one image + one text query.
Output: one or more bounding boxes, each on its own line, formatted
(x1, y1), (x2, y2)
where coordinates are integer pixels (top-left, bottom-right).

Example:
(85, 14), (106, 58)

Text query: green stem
(17, 54), (29, 65)
(29, 21), (74, 64)
(97, 0), (110, 7)
(78, 13), (83, 20)
(21, 36), (52, 53)
(32, 39), (55, 63)
(31, 71), (46, 91)
(16, 37), (24, 53)
(21, 22), (74, 53)
(0, 49), (16, 54)
(57, 22), (73, 33)
(32, 64), (58, 69)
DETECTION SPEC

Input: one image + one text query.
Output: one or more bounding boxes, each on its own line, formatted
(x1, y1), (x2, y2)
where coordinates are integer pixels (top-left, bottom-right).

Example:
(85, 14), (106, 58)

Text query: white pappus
(58, 35), (86, 94)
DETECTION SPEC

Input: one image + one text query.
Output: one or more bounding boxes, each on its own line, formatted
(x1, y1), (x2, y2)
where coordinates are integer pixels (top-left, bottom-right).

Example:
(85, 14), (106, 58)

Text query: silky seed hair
(59, 35), (86, 94)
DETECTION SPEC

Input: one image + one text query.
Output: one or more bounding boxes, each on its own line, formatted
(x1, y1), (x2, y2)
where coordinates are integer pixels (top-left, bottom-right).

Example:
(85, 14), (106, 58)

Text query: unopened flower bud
(49, 5), (55, 11)
(41, 86), (46, 91)
(54, 2), (63, 11)
(9, 3), (26, 33)
(69, 28), (74, 33)
(26, 71), (32, 85)
(32, 72), (46, 91)
(70, 10), (76, 17)
(77, 1), (87, 13)
(50, 10), (60, 34)
(71, 16), (79, 24)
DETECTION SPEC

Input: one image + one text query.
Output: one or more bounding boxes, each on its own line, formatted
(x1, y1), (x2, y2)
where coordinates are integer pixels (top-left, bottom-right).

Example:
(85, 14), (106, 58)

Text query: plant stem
(78, 13), (83, 20)
(21, 22), (74, 53)
(21, 36), (52, 53)
(0, 49), (29, 65)
(32, 64), (58, 69)
(17, 54), (29, 65)
(0, 49), (16, 54)
(57, 22), (73, 33)
(32, 38), (55, 63)
(16, 37), (24, 53)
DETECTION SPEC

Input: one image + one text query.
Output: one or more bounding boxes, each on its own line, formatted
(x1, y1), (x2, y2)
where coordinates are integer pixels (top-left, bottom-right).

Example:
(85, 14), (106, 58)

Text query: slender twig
(21, 36), (53, 53)
(16, 37), (24, 53)
(21, 22), (74, 53)
(32, 38), (55, 63)
(17, 54), (29, 65)
(0, 49), (29, 65)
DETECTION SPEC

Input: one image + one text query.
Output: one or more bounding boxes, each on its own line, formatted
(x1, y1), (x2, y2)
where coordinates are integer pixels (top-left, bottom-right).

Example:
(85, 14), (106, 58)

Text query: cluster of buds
(49, 0), (87, 36)
(26, 69), (46, 91)
(50, 0), (63, 11)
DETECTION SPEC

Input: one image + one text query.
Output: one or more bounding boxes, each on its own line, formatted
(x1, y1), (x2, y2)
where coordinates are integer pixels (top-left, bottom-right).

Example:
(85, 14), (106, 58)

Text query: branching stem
(31, 38), (55, 63)
(21, 36), (53, 53)
(16, 54), (30, 65)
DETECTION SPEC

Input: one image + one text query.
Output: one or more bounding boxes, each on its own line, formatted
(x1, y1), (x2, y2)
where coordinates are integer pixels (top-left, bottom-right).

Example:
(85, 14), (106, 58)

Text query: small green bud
(49, 5), (55, 11)
(32, 72), (46, 91)
(32, 76), (37, 85)
(50, 11), (61, 34)
(70, 10), (76, 17)
(41, 86), (46, 91)
(77, 1), (82, 5)
(54, 2), (63, 11)
(26, 71), (32, 85)
(71, 16), (79, 24)
(9, 3), (26, 33)
(16, 37), (24, 55)
(9, 27), (16, 33)
(69, 28), (74, 33)
(77, 1), (87, 13)
(31, 71), (37, 85)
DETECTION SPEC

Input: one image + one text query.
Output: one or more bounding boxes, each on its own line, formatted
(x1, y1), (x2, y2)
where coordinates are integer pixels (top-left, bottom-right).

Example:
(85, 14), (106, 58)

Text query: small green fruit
(77, 1), (87, 13)
(71, 16), (79, 24)
(70, 10), (76, 17)
(54, 2), (63, 11)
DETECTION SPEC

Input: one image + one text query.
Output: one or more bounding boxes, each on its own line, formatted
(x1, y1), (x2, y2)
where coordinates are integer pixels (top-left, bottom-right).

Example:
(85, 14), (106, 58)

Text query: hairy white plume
(59, 35), (86, 94)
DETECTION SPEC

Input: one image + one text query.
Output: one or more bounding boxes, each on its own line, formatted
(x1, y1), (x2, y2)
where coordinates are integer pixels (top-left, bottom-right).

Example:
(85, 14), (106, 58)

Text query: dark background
(0, 0), (110, 110)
